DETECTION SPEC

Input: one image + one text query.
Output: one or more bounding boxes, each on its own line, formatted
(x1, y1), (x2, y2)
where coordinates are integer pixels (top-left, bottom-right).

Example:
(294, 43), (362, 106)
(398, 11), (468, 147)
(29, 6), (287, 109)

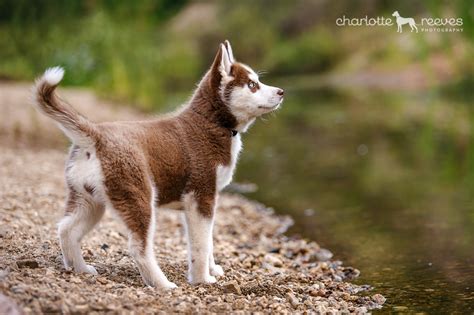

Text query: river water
(234, 85), (474, 313)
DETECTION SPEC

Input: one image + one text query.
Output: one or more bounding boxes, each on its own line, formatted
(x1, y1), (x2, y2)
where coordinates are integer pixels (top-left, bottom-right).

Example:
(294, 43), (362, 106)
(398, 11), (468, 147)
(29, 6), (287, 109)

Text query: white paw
(161, 281), (178, 290)
(203, 275), (217, 284)
(189, 274), (217, 285)
(210, 264), (224, 277)
(77, 264), (98, 275)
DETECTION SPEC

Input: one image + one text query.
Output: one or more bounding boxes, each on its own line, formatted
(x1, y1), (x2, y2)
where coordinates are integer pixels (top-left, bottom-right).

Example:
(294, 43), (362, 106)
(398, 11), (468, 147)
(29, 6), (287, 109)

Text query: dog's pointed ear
(211, 43), (232, 80)
(224, 40), (235, 63)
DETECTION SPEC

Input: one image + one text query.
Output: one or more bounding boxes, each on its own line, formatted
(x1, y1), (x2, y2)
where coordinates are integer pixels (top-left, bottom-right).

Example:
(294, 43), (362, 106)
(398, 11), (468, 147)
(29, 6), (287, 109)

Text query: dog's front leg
(183, 193), (216, 284)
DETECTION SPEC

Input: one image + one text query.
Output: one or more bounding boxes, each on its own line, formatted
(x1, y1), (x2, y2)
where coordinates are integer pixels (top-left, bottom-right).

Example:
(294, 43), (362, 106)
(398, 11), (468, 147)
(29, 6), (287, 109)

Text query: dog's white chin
(258, 100), (283, 113)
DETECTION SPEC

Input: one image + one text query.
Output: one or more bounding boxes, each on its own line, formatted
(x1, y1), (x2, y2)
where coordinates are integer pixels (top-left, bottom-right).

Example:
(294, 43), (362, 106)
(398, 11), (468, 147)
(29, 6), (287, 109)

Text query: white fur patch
(65, 146), (106, 203)
(183, 193), (216, 284)
(43, 66), (65, 86)
(216, 133), (242, 191)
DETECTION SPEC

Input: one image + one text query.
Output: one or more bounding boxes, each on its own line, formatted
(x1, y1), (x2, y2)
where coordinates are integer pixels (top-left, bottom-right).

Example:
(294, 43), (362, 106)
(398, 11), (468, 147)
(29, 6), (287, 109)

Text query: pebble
(372, 294), (386, 305)
(71, 304), (89, 313)
(97, 277), (108, 284)
(311, 248), (333, 262)
(286, 292), (299, 308)
(264, 254), (283, 267)
(310, 289), (327, 297)
(70, 277), (82, 284)
(222, 280), (242, 295)
(232, 298), (247, 310)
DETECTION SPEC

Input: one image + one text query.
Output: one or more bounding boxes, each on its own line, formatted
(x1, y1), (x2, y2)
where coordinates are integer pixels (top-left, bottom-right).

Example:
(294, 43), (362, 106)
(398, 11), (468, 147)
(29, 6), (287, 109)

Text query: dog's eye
(248, 81), (256, 89)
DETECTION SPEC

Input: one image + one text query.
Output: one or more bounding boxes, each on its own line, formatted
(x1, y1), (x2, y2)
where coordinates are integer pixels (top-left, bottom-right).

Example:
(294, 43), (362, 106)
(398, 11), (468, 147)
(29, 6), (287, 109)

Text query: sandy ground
(0, 83), (385, 313)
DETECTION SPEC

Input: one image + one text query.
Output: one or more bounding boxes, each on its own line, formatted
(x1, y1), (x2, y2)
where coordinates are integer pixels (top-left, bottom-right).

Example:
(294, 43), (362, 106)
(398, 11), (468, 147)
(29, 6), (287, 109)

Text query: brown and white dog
(33, 41), (284, 289)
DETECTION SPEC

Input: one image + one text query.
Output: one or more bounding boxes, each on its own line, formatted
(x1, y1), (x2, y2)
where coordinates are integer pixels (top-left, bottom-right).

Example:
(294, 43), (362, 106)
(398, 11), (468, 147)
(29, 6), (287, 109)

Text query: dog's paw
(161, 281), (178, 290)
(202, 275), (217, 284)
(77, 264), (98, 275)
(189, 274), (217, 285)
(210, 264), (224, 277)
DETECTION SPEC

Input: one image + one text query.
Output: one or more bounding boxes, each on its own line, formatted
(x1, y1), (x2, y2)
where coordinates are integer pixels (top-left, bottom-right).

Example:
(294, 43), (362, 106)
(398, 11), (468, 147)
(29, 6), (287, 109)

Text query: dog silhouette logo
(392, 11), (418, 33)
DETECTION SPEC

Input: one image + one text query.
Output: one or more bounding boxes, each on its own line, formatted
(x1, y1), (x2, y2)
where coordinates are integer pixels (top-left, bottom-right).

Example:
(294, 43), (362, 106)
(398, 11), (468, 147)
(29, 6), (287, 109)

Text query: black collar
(231, 129), (238, 137)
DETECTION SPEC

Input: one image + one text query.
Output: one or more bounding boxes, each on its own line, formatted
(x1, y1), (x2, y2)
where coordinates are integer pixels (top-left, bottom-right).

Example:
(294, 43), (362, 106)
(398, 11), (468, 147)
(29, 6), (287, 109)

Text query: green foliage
(0, 0), (191, 111)
(265, 28), (341, 75)
(0, 0), (471, 111)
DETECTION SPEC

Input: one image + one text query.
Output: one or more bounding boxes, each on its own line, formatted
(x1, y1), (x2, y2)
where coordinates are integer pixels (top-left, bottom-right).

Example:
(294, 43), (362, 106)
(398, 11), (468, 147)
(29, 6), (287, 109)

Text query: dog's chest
(216, 134), (242, 191)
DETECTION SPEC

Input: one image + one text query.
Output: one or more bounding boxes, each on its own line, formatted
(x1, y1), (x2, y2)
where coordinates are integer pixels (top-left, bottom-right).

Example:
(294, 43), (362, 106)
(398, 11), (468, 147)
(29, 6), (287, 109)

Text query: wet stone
(312, 248), (334, 262)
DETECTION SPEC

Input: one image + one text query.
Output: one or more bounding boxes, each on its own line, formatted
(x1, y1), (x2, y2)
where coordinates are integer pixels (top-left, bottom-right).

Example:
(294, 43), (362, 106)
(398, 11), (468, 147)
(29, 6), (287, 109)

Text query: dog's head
(392, 11), (399, 17)
(208, 40), (284, 131)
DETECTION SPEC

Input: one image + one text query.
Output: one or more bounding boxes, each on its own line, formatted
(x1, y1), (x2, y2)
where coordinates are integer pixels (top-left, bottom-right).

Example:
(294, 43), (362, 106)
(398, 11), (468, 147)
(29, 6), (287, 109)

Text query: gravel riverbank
(0, 83), (384, 313)
(0, 147), (385, 313)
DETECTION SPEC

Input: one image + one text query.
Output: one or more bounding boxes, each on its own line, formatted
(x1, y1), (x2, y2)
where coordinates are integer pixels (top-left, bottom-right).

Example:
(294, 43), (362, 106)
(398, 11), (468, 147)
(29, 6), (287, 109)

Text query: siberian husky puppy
(33, 40), (284, 288)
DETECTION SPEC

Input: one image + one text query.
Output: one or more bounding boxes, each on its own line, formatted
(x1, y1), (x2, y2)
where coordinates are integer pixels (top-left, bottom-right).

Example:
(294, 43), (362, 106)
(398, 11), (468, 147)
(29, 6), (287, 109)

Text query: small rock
(101, 244), (109, 251)
(97, 277), (108, 284)
(16, 259), (39, 269)
(312, 249), (333, 262)
(222, 280), (241, 295)
(372, 293), (386, 305)
(71, 304), (89, 313)
(197, 287), (206, 294)
(393, 306), (408, 311)
(286, 292), (299, 308)
(343, 266), (361, 280)
(70, 276), (81, 284)
(224, 295), (235, 303)
(310, 289), (326, 297)
(264, 254), (283, 267)
(268, 248), (280, 254)
(232, 298), (247, 310)
(10, 286), (24, 294)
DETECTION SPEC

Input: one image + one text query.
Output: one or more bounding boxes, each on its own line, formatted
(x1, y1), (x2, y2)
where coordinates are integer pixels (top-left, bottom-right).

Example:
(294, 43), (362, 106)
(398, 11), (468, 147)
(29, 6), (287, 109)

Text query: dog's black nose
(277, 89), (284, 96)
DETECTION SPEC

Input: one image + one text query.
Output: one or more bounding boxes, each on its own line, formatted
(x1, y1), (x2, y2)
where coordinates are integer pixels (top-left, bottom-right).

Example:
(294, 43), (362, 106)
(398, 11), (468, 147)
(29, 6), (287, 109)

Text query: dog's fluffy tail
(33, 67), (96, 145)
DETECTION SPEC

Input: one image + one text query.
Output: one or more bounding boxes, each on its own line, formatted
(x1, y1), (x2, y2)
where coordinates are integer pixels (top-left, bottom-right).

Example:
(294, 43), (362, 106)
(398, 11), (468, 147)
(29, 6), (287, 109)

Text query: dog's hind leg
(108, 181), (176, 289)
(126, 206), (177, 289)
(58, 189), (105, 274)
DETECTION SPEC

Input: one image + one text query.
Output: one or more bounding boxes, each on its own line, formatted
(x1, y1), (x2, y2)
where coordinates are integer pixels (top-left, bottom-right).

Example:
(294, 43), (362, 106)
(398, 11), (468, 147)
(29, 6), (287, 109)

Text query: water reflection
(235, 87), (474, 313)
